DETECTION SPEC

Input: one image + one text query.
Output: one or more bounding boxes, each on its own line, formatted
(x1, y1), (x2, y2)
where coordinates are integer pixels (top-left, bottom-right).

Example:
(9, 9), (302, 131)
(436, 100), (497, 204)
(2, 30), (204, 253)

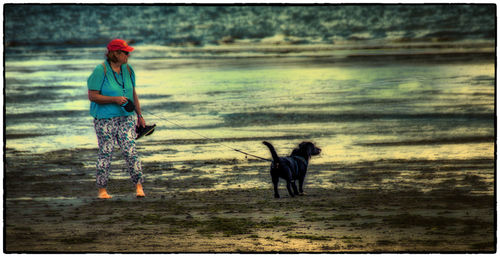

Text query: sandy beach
(5, 144), (494, 252)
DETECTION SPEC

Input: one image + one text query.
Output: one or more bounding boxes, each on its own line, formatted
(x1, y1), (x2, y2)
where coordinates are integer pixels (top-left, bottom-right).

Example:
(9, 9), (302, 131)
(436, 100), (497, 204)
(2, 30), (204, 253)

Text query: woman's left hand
(138, 116), (146, 128)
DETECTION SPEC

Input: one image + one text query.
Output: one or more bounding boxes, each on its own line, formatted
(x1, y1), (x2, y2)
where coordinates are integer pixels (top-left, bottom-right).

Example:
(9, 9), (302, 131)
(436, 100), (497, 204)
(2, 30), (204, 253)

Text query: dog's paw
(274, 194), (280, 198)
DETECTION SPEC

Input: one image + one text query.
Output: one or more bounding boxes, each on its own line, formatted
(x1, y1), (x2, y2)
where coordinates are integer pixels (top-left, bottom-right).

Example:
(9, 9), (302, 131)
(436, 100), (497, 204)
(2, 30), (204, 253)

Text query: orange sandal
(98, 188), (112, 199)
(136, 183), (146, 198)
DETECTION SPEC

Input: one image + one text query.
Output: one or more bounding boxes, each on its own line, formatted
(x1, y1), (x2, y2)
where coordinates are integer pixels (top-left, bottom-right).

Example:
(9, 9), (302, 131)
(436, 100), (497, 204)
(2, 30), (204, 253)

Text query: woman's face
(115, 50), (129, 64)
(109, 50), (129, 64)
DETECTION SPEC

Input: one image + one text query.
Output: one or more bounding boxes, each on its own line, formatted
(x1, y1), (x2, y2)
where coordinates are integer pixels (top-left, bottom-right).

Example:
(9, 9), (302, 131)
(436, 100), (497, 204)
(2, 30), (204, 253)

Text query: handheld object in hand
(122, 98), (135, 112)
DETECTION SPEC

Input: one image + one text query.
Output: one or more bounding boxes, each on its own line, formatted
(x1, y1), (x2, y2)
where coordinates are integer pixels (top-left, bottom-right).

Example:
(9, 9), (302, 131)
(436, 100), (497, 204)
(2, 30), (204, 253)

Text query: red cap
(107, 39), (134, 52)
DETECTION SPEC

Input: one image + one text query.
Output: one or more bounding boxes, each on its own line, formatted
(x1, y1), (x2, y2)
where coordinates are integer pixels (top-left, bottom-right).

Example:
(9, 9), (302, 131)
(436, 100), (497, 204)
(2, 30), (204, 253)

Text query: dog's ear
(300, 142), (316, 149)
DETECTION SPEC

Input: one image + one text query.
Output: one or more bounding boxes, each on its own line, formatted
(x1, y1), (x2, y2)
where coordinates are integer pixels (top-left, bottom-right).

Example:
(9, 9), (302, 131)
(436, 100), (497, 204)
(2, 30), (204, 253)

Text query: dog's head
(293, 141), (321, 159)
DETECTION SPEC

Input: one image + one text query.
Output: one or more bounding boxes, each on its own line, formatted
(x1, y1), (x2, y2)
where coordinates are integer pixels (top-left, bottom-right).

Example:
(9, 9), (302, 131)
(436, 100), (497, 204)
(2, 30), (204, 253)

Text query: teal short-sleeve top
(87, 61), (136, 119)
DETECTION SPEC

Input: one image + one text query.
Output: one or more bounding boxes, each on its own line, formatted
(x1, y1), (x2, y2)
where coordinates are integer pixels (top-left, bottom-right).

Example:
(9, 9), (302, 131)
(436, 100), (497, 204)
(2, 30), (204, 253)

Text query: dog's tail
(262, 141), (280, 163)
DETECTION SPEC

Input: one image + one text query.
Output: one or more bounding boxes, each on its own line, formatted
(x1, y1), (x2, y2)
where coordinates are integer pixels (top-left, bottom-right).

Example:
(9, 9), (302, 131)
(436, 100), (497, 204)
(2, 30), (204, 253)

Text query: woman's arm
(88, 90), (127, 105)
(133, 88), (146, 127)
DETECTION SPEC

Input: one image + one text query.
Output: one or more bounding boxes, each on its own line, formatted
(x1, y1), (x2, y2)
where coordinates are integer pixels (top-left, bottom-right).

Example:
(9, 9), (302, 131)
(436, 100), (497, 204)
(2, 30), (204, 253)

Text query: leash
(144, 110), (273, 162)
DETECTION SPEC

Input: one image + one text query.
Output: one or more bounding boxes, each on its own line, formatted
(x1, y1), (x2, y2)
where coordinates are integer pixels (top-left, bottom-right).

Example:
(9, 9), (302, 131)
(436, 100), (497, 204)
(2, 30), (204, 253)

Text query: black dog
(263, 141), (321, 198)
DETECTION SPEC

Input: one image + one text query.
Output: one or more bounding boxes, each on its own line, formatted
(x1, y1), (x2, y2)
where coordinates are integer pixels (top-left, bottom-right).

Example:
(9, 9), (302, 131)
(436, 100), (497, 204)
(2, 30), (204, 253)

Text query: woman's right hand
(114, 96), (128, 105)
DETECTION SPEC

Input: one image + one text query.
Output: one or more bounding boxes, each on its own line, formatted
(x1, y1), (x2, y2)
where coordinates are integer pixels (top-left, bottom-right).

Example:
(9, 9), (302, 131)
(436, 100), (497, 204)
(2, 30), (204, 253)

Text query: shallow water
(5, 46), (494, 158)
(5, 44), (495, 195)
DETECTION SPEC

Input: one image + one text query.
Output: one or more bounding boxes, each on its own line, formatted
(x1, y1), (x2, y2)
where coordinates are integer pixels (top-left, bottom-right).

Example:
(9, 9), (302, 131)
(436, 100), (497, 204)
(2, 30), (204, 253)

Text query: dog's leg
(291, 180), (299, 195)
(272, 175), (280, 198)
(298, 177), (304, 195)
(284, 167), (295, 197)
(285, 180), (295, 197)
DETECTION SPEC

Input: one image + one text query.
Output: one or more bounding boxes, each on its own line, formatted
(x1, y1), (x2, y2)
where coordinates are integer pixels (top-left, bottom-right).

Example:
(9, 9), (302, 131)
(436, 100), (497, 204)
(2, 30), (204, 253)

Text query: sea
(4, 4), (496, 193)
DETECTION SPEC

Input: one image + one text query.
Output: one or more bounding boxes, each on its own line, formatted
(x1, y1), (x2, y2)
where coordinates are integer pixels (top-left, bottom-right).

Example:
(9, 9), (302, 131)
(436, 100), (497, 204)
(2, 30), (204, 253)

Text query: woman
(87, 39), (147, 199)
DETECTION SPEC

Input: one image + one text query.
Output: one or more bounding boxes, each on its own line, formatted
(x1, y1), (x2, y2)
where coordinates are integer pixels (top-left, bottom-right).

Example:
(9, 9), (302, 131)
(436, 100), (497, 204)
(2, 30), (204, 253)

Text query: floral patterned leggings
(94, 116), (144, 188)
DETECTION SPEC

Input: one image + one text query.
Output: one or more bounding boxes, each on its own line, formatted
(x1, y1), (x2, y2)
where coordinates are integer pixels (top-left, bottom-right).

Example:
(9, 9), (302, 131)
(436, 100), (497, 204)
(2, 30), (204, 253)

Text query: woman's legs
(94, 116), (145, 198)
(94, 118), (115, 186)
(115, 116), (145, 196)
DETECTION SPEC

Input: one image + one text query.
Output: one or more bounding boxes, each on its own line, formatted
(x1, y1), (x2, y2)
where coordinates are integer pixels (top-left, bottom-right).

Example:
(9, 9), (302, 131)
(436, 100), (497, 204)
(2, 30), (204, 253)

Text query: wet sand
(5, 145), (495, 253)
